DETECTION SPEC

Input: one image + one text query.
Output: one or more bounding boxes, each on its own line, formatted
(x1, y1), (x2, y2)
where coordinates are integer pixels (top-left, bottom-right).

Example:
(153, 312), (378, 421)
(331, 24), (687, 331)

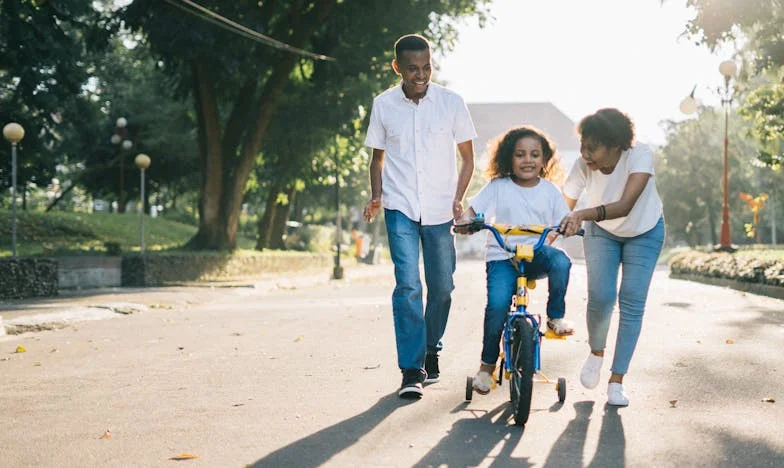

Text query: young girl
(456, 126), (574, 394)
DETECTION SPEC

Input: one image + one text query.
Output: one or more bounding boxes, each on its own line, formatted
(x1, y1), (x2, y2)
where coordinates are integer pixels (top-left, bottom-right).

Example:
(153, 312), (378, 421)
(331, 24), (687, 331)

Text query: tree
(657, 108), (765, 246)
(686, 0), (784, 166)
(0, 0), (115, 206)
(124, 0), (489, 251)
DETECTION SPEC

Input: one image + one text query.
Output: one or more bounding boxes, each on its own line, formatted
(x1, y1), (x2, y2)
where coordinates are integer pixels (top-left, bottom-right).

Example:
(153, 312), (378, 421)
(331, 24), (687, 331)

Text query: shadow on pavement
(544, 401), (626, 467)
(248, 392), (410, 467)
(587, 405), (626, 467)
(413, 402), (530, 467)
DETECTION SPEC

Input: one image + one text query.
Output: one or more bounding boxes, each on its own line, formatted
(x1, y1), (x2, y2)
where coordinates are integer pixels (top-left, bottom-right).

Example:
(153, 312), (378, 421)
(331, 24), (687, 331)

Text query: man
(363, 34), (476, 399)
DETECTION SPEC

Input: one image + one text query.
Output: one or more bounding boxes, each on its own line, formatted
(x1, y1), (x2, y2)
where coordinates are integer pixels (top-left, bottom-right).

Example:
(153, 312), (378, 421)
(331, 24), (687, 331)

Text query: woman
(559, 108), (665, 406)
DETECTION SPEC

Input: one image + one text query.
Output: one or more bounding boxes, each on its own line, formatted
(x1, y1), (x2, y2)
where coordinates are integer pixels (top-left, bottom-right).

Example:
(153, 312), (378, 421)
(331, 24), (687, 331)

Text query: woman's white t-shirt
(469, 177), (570, 262)
(562, 143), (663, 237)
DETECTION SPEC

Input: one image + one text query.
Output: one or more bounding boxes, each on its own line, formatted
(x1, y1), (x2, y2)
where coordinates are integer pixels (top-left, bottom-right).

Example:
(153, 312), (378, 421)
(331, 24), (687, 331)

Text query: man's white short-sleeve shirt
(562, 142), (663, 237)
(364, 83), (477, 225)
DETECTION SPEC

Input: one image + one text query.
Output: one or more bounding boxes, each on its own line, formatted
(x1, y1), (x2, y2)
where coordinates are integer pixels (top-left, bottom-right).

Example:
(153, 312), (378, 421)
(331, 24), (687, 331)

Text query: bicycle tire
(509, 316), (535, 426)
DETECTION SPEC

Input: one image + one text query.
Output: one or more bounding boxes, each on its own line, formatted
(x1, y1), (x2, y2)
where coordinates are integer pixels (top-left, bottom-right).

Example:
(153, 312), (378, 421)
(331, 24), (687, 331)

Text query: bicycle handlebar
(453, 213), (584, 255)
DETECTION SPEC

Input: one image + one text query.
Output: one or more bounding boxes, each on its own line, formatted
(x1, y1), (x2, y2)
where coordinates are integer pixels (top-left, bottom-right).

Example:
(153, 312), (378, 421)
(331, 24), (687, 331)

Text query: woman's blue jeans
(481, 245), (572, 365)
(384, 209), (456, 371)
(583, 217), (665, 375)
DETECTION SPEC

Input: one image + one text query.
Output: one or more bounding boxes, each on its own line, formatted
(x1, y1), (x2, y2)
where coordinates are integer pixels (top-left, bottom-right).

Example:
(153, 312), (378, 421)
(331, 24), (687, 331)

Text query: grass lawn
(0, 210), (257, 257)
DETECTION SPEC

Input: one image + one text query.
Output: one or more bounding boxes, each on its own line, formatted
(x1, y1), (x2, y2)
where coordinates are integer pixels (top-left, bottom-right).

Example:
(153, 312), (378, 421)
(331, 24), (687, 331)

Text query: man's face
(393, 49), (432, 98)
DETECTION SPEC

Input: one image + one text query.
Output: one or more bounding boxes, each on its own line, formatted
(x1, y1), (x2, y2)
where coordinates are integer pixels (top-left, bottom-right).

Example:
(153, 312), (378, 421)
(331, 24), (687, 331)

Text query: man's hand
(363, 199), (382, 222)
(452, 199), (464, 220)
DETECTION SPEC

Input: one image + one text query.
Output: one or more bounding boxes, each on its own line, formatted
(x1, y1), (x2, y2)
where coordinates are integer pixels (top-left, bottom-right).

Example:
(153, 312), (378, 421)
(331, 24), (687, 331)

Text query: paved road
(1, 260), (783, 467)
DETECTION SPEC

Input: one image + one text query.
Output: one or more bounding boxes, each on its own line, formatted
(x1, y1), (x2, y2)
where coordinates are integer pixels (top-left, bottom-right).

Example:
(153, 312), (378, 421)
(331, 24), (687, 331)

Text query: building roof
(467, 102), (580, 157)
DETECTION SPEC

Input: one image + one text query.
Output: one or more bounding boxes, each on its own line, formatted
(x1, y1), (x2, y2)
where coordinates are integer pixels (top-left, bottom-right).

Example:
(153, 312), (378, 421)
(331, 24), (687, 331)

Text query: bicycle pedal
(544, 329), (568, 340)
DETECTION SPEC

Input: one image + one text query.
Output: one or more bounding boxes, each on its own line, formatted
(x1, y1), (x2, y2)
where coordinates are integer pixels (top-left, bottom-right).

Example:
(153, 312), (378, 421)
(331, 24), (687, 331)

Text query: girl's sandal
(547, 318), (575, 336)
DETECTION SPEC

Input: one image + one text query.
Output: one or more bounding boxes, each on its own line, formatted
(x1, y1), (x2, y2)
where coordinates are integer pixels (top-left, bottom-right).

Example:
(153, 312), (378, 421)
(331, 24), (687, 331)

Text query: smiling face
(511, 136), (546, 187)
(580, 137), (621, 174)
(392, 49), (432, 101)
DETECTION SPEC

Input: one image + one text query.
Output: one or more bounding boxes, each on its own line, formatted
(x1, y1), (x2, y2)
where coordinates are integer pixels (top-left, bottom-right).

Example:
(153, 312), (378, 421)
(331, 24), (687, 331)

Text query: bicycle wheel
(509, 317), (535, 426)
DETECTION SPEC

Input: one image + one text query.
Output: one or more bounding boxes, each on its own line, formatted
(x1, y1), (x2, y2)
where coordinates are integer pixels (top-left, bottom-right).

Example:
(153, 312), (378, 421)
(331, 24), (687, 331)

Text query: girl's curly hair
(485, 125), (563, 184)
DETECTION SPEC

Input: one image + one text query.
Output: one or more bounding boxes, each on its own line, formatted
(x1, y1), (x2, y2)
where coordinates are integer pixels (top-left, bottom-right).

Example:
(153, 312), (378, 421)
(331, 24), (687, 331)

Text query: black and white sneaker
(424, 353), (440, 384)
(398, 369), (425, 399)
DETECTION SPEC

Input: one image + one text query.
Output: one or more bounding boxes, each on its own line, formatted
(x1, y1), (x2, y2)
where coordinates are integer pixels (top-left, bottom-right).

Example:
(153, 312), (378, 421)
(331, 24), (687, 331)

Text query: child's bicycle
(454, 213), (583, 426)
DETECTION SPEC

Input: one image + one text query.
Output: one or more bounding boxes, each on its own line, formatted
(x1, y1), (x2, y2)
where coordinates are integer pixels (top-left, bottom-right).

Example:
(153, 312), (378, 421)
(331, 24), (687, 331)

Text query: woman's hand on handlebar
(559, 211), (585, 237)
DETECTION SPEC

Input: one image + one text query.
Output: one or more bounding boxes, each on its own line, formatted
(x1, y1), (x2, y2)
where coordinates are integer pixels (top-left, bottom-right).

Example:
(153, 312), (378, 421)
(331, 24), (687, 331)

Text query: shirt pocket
(426, 123), (452, 151)
(385, 122), (404, 154)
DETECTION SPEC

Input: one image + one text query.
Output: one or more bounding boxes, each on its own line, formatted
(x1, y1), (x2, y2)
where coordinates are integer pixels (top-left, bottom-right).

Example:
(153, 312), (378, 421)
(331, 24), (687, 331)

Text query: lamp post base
(713, 244), (737, 253)
(332, 265), (344, 280)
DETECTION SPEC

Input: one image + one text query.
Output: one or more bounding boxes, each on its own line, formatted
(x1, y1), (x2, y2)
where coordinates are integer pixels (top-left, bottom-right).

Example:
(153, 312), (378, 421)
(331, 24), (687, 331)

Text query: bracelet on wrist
(596, 205), (607, 222)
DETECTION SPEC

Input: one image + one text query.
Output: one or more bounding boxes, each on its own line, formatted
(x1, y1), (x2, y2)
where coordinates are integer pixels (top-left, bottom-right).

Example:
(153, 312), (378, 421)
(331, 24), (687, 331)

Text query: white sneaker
(472, 371), (494, 395)
(580, 353), (603, 389)
(607, 382), (629, 406)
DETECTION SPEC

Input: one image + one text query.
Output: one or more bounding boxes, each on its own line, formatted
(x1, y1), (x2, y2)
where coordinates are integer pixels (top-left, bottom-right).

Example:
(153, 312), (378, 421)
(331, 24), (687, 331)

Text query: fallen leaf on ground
(100, 430), (111, 439)
(726, 339), (735, 344)
(669, 400), (678, 408)
(762, 397), (776, 403)
(33, 362), (41, 367)
(363, 364), (381, 370)
(294, 336), (303, 342)
(170, 453), (199, 460)
(232, 403), (245, 407)
(230, 332), (243, 336)
(15, 345), (26, 353)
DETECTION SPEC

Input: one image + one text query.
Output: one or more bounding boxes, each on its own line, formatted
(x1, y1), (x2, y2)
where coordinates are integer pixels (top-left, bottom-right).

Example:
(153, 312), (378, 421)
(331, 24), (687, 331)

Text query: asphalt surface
(1, 259), (783, 467)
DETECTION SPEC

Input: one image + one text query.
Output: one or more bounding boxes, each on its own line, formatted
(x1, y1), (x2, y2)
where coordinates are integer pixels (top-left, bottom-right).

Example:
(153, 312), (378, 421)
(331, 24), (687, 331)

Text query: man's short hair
(394, 34), (430, 61)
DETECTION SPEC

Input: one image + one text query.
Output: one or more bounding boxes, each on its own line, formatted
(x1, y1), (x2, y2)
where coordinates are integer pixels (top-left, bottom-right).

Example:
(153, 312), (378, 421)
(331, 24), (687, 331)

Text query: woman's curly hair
(577, 108), (635, 150)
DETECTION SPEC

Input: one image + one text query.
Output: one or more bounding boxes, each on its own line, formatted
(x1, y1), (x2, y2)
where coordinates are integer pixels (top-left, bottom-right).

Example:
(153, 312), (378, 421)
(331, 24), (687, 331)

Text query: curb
(669, 273), (784, 301)
(0, 263), (392, 337)
(1, 303), (149, 336)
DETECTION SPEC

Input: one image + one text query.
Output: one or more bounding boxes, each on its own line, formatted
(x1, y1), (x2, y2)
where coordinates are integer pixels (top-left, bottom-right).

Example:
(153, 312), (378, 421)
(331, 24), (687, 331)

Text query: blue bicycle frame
(455, 212), (580, 379)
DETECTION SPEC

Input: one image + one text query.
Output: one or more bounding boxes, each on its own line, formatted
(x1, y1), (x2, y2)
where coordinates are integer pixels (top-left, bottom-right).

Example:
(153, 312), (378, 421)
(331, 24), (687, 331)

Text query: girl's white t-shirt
(562, 143), (663, 237)
(469, 177), (570, 262)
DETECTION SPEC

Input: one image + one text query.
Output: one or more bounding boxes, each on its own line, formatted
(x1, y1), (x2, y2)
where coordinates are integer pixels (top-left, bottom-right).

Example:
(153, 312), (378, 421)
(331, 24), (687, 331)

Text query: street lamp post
(111, 117), (133, 213)
(717, 59), (738, 252)
(3, 122), (25, 258)
(679, 60), (738, 251)
(134, 153), (151, 253)
(332, 147), (344, 280)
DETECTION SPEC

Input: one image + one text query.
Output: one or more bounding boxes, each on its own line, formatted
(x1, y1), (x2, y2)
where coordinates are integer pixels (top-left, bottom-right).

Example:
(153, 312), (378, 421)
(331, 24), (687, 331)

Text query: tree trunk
(256, 183), (281, 250)
(268, 185), (296, 250)
(183, 1), (338, 251)
(184, 60), (227, 250)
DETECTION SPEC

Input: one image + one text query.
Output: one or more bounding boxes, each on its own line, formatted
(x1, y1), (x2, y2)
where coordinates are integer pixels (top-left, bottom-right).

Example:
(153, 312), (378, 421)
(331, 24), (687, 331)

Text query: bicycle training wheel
(466, 376), (473, 401)
(557, 377), (567, 403)
(509, 317), (535, 426)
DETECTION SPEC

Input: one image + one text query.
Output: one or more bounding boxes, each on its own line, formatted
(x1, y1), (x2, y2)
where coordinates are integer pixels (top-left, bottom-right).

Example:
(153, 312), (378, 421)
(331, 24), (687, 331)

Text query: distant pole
(717, 59), (738, 252)
(772, 193), (777, 245)
(112, 117), (132, 213)
(3, 123), (25, 258)
(135, 154), (151, 253)
(333, 147), (344, 280)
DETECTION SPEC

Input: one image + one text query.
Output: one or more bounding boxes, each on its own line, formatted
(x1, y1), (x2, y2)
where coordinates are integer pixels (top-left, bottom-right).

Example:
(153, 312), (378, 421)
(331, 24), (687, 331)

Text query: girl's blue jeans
(583, 217), (665, 375)
(481, 245), (571, 365)
(384, 209), (456, 371)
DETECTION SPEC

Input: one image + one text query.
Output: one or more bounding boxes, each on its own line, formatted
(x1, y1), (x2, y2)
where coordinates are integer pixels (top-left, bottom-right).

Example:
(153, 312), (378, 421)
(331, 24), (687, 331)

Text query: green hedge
(0, 258), (58, 299)
(669, 250), (784, 287)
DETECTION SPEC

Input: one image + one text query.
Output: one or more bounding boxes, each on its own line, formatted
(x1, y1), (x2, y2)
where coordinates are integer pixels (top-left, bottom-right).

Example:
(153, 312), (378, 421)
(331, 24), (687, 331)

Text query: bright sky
(434, 0), (737, 146)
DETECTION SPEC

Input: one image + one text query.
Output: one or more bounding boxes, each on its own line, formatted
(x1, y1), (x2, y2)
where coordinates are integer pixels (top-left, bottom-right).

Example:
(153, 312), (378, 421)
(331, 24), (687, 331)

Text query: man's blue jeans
(481, 245), (571, 365)
(384, 209), (456, 371)
(583, 217), (665, 375)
